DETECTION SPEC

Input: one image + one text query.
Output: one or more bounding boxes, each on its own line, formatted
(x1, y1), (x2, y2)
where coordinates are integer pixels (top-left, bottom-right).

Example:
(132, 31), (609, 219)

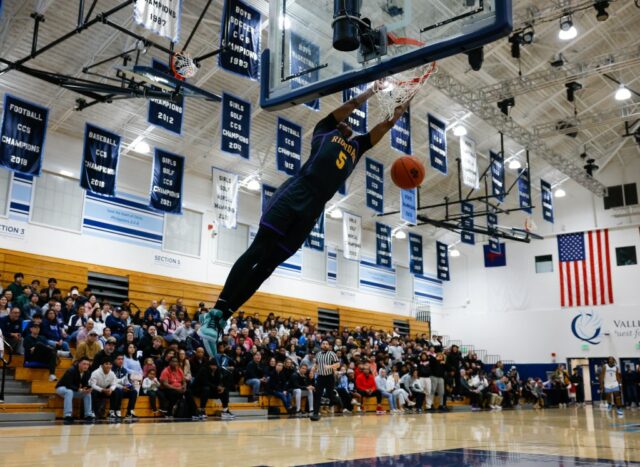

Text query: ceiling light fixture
(558, 16), (577, 41)
(132, 140), (151, 154)
(452, 125), (467, 136)
(449, 248), (461, 257)
(246, 178), (261, 191)
(59, 170), (74, 177)
(594, 1), (610, 22)
(615, 84), (632, 101)
(328, 208), (343, 219)
(394, 230), (407, 240)
(554, 188), (567, 198)
(508, 159), (522, 170)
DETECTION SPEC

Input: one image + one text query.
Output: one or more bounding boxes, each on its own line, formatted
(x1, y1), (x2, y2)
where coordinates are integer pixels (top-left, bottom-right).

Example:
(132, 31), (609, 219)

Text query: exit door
(588, 358), (609, 402)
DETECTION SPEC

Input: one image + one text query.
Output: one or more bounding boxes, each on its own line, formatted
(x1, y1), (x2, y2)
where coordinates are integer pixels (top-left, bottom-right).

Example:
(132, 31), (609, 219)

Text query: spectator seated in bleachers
(159, 356), (197, 419)
(0, 307), (23, 355)
(55, 357), (94, 423)
(356, 363), (384, 414)
(192, 359), (235, 420)
(23, 323), (58, 381)
(112, 354), (138, 419)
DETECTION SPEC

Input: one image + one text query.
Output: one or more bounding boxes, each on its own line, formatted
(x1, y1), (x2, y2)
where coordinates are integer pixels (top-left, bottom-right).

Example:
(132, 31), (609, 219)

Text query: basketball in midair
(390, 156), (425, 189)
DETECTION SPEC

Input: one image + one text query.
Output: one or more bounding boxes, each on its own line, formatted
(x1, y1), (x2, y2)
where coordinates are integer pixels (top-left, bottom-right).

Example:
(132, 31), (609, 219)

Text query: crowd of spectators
(0, 271), (591, 423)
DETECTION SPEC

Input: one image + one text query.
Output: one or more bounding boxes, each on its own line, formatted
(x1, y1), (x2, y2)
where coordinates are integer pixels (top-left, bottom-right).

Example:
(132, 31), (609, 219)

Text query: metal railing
(1, 338), (13, 403)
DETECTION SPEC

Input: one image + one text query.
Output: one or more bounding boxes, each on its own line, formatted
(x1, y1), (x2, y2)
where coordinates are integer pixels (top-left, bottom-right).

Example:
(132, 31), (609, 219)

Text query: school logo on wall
(571, 309), (602, 345)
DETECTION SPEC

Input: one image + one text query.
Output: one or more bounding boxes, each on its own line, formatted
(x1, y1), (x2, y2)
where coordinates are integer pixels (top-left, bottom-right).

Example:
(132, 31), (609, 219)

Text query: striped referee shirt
(315, 350), (339, 376)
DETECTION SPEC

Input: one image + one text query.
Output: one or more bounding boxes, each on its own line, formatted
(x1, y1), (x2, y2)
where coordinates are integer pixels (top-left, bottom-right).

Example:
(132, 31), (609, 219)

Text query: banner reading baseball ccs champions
(134, 0), (182, 43)
(150, 148), (184, 214)
(212, 167), (239, 229)
(375, 222), (392, 268)
(81, 123), (120, 196)
(428, 113), (447, 175)
(219, 0), (261, 80)
(0, 94), (49, 176)
(276, 117), (302, 176)
(365, 157), (384, 214)
(436, 241), (450, 281)
(221, 93), (251, 159)
(343, 211), (361, 260)
(304, 213), (325, 251)
(408, 232), (423, 276)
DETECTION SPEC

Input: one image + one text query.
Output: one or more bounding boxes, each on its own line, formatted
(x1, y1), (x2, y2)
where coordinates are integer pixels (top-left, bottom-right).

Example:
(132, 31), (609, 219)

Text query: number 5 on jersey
(336, 151), (347, 169)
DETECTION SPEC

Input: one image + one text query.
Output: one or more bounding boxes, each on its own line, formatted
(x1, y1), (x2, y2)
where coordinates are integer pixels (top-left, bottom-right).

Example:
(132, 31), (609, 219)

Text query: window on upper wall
(31, 172), (84, 232)
(604, 183), (638, 209)
(535, 254), (553, 273)
(0, 169), (11, 217)
(164, 208), (203, 257)
(616, 246), (637, 266)
(216, 224), (248, 264)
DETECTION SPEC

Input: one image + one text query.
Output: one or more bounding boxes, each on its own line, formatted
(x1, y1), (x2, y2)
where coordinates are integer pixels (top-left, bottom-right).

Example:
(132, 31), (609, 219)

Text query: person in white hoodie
(400, 369), (426, 412)
(375, 368), (398, 413)
(89, 360), (118, 419)
(387, 367), (415, 411)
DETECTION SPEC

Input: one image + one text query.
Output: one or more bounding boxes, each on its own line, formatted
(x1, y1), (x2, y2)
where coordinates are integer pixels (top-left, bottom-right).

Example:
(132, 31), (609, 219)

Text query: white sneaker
(221, 410), (236, 420)
(351, 399), (361, 406)
(115, 410), (122, 418)
(407, 400), (416, 407)
(57, 350), (71, 358)
(48, 374), (57, 382)
(109, 410), (116, 419)
(342, 408), (351, 414)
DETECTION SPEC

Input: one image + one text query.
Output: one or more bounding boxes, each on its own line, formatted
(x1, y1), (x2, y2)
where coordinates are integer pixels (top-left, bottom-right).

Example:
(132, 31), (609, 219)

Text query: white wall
(432, 157), (640, 363)
(0, 131), (429, 316)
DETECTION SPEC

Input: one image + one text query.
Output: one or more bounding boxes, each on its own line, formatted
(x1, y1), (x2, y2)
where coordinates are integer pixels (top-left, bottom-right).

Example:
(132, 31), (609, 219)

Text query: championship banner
(401, 188), (417, 225)
(150, 148), (184, 214)
(212, 167), (239, 229)
(134, 0), (182, 43)
(219, 0), (261, 80)
(391, 108), (411, 155)
(221, 93), (251, 159)
(428, 113), (447, 175)
(365, 157), (384, 214)
(408, 232), (423, 276)
(460, 135), (479, 189)
(342, 211), (361, 260)
(487, 212), (500, 253)
(0, 94), (49, 176)
(276, 117), (302, 176)
(461, 201), (475, 245)
(375, 222), (392, 269)
(261, 184), (277, 214)
(436, 241), (450, 281)
(541, 179), (554, 223)
(80, 123), (120, 196)
(290, 32), (320, 111)
(518, 168), (532, 214)
(490, 150), (504, 203)
(304, 213), (325, 251)
(342, 63), (367, 134)
(148, 60), (184, 135)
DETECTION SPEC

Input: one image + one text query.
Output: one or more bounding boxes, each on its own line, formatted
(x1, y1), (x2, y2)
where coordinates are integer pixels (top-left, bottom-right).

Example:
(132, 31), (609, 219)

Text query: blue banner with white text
(290, 32), (320, 111)
(342, 63), (367, 134)
(401, 188), (417, 225)
(81, 123), (120, 196)
(487, 212), (500, 253)
(375, 222), (392, 269)
(150, 148), (184, 214)
(541, 179), (554, 223)
(490, 150), (504, 203)
(436, 241), (450, 281)
(365, 157), (384, 214)
(428, 113), (447, 175)
(408, 232), (423, 276)
(0, 94), (48, 176)
(391, 108), (411, 155)
(276, 117), (302, 176)
(261, 184), (277, 214)
(221, 93), (251, 159)
(219, 0), (261, 80)
(304, 213), (325, 251)
(484, 243), (506, 268)
(148, 60), (184, 135)
(461, 201), (475, 245)
(519, 168), (532, 214)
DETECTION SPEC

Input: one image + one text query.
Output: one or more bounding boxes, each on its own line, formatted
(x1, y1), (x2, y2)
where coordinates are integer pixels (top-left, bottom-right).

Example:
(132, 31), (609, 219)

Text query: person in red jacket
(355, 363), (384, 414)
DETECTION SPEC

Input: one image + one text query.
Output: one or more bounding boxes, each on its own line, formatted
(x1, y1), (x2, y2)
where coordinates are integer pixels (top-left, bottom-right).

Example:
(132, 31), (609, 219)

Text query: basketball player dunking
(203, 83), (415, 335)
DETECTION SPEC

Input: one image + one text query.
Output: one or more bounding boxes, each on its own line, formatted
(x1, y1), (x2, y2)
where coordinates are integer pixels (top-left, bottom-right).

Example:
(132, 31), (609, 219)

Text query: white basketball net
(373, 61), (437, 118)
(172, 52), (198, 79)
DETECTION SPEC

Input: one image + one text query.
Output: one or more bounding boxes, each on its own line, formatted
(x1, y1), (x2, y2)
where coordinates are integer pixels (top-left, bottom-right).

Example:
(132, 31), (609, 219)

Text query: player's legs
(199, 327), (218, 357)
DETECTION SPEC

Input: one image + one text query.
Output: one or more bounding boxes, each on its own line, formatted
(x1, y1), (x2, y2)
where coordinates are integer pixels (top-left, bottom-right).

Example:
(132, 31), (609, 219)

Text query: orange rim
(384, 34), (437, 87)
(170, 54), (186, 81)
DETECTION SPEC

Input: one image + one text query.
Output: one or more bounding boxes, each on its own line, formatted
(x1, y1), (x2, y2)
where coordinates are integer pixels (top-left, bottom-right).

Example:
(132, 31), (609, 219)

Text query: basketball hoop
(171, 52), (198, 80)
(524, 216), (537, 233)
(373, 33), (437, 118)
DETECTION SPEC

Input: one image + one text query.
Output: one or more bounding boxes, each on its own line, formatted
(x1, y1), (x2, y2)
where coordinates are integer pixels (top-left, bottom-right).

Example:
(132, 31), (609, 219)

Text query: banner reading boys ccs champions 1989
(150, 148), (184, 214)
(81, 123), (120, 196)
(219, 0), (261, 80)
(290, 32), (320, 111)
(0, 94), (49, 176)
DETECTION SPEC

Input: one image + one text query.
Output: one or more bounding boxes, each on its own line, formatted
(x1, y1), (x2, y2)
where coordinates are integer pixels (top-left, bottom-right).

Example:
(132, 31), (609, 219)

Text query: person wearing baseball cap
(90, 336), (117, 371)
(74, 330), (101, 363)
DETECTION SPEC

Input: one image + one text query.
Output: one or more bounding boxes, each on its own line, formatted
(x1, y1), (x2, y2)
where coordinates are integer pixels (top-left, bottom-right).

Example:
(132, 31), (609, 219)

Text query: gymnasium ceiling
(0, 0), (638, 238)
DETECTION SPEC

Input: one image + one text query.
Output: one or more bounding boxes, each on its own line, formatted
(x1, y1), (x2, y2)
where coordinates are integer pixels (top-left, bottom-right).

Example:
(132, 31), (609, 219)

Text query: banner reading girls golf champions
(0, 95), (49, 176)
(150, 149), (184, 214)
(81, 123), (120, 196)
(221, 93), (251, 159)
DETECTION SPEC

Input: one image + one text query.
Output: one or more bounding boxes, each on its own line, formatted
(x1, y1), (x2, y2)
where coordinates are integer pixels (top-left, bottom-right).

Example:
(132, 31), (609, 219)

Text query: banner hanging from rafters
(212, 167), (239, 229)
(133, 0), (182, 43)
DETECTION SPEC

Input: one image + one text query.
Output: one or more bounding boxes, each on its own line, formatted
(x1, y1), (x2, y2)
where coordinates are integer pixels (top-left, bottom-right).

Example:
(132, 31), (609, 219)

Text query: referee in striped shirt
(310, 340), (341, 421)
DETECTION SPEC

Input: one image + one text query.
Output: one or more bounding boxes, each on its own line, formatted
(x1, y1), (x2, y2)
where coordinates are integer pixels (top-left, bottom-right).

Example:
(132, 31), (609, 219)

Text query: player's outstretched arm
(330, 82), (380, 123)
(367, 91), (416, 147)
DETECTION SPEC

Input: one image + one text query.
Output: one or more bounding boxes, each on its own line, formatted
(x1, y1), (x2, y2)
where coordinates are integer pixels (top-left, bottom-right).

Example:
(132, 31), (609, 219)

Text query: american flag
(557, 229), (614, 308)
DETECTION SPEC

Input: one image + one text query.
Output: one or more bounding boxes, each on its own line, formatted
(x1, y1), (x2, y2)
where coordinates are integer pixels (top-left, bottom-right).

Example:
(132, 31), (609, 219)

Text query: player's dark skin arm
(368, 93), (416, 147)
(330, 85), (378, 124)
